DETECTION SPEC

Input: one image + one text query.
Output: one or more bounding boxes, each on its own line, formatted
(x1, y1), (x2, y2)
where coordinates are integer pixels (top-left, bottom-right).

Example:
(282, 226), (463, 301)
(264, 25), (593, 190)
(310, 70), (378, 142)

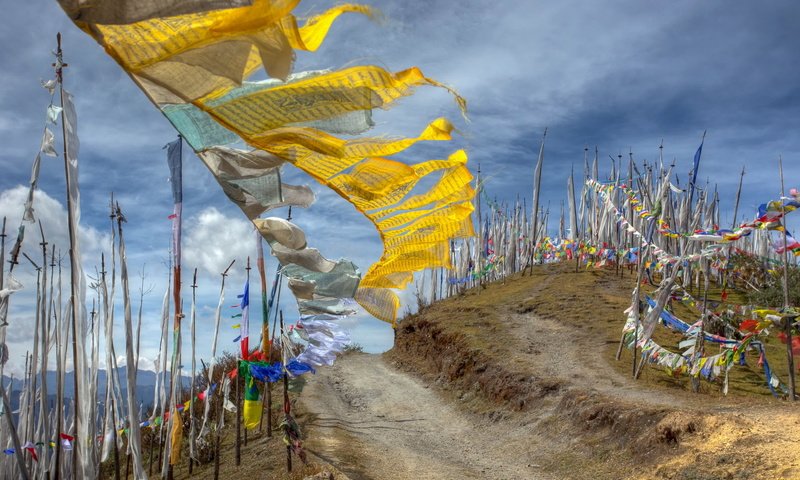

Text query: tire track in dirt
(299, 353), (550, 480)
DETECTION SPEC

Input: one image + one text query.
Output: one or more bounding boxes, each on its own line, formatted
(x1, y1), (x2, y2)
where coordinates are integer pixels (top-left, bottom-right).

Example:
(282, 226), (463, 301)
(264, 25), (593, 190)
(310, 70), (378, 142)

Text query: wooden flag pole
(235, 256), (244, 466)
(731, 166), (745, 232)
(243, 257), (251, 448)
(235, 356), (242, 466)
(188, 267), (198, 476)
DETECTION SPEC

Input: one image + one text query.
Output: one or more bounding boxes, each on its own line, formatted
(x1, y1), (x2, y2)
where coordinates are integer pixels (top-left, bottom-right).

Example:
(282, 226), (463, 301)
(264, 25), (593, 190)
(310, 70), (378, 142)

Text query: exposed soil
(297, 263), (800, 479)
(300, 352), (547, 479)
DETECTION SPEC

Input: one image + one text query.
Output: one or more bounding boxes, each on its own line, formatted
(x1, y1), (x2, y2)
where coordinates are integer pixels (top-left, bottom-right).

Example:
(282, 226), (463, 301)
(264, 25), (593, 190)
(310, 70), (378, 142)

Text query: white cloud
(0, 185), (110, 269)
(116, 354), (155, 372)
(182, 206), (255, 278)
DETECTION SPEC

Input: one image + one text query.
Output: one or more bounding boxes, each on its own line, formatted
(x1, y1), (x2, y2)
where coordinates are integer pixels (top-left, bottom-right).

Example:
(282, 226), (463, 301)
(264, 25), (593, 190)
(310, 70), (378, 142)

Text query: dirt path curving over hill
(298, 353), (550, 480)
(296, 265), (800, 479)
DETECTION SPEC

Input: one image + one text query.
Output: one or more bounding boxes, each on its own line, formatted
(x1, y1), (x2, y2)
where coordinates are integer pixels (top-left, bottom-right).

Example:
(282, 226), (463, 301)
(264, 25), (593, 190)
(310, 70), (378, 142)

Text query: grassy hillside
(387, 262), (800, 479)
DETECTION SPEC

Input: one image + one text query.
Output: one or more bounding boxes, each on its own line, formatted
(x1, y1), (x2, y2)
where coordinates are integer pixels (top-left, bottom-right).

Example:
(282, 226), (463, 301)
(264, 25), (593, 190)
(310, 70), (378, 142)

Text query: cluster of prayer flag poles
(7, 3), (800, 479)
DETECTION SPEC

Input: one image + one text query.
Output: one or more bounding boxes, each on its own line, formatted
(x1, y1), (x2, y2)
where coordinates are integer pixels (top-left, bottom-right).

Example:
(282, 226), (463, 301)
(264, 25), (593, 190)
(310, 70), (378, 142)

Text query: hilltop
(294, 262), (800, 479)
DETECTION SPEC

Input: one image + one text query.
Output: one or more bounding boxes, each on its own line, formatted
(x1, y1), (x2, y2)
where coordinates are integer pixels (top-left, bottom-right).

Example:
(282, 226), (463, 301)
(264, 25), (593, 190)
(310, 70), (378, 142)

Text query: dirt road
(299, 353), (549, 480)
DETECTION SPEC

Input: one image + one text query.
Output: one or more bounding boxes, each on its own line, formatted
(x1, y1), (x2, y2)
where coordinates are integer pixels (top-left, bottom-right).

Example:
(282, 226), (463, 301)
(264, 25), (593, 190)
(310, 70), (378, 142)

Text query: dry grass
(410, 261), (794, 400)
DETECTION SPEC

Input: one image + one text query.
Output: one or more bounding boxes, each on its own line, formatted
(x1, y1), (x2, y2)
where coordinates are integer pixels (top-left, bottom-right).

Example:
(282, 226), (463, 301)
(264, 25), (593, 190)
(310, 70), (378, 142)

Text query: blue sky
(1, 1), (799, 376)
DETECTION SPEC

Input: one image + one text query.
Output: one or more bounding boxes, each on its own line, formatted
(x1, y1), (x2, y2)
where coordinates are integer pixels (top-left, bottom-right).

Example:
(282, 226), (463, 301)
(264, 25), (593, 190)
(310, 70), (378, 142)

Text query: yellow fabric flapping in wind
(61, 0), (475, 324)
(58, 0), (254, 26)
(90, 1), (375, 101)
(251, 117), (456, 182)
(354, 287), (401, 328)
(199, 67), (465, 142)
(282, 4), (379, 51)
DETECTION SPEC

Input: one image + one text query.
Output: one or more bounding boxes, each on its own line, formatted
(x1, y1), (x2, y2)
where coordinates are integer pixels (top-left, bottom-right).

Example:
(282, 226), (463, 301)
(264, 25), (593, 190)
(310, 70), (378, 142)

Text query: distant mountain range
(2, 368), (192, 413)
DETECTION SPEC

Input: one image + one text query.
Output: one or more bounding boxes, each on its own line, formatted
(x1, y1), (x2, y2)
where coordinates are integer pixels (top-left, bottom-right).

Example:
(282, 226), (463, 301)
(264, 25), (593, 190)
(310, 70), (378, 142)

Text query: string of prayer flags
(773, 233), (800, 256)
(587, 178), (800, 245)
(60, 0), (475, 324)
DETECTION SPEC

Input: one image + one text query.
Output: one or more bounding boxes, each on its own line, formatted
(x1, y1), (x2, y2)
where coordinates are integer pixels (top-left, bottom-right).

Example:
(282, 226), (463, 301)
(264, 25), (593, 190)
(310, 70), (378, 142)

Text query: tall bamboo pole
(46, 244), (56, 477)
(0, 381), (29, 480)
(691, 280), (709, 393)
(112, 203), (147, 478)
(37, 221), (50, 479)
(99, 253), (122, 480)
(526, 128), (546, 275)
(211, 260), (234, 480)
(731, 166), (745, 230)
(24, 249), (43, 427)
(567, 165), (578, 244)
(23, 257), (40, 477)
(53, 251), (64, 480)
(55, 32), (82, 476)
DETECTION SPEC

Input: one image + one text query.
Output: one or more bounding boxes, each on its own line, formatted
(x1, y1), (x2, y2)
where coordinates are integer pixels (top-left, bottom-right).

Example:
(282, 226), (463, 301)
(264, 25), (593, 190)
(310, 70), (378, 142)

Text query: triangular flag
(60, 433), (74, 451)
(22, 441), (38, 462)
